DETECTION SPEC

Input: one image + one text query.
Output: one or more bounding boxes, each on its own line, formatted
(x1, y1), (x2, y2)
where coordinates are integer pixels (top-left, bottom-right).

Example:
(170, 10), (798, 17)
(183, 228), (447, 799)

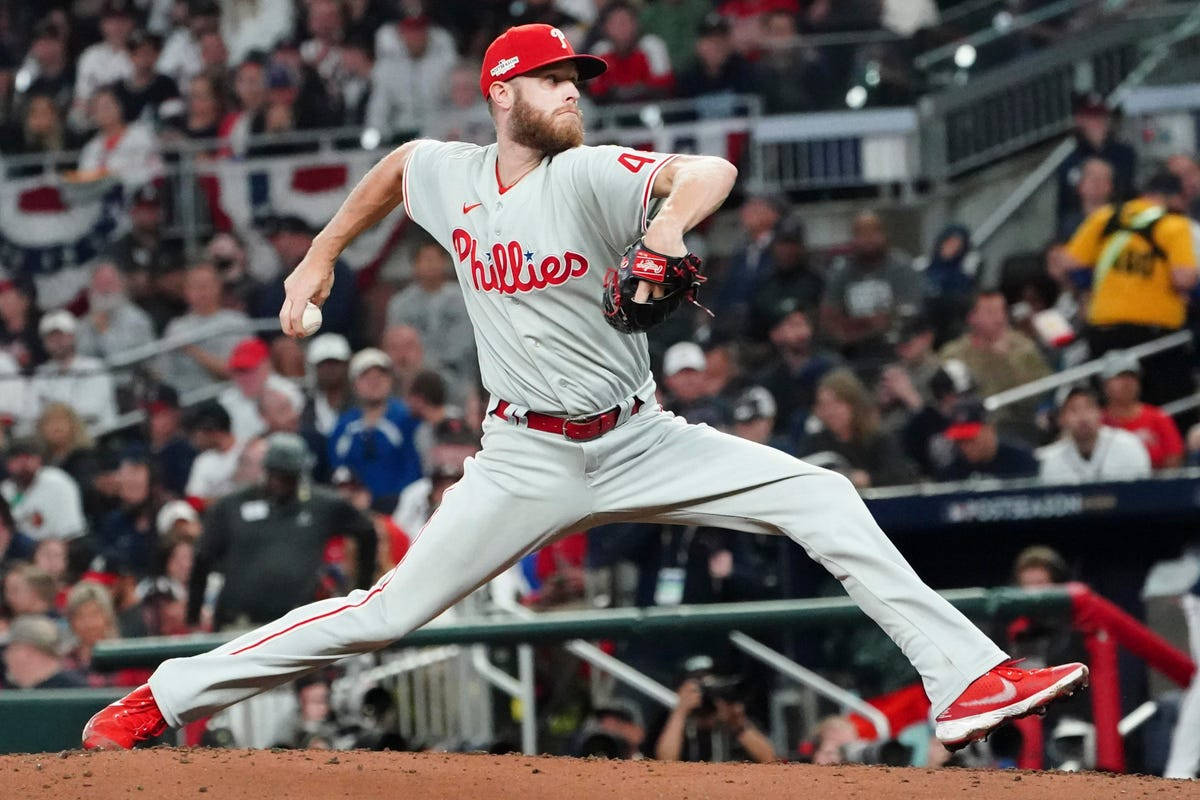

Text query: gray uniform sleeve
(403, 140), (476, 240)
(563, 145), (677, 251)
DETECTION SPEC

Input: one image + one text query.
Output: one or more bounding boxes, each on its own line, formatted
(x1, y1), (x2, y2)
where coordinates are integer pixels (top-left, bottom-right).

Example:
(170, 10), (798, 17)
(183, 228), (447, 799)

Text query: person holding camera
(654, 672), (778, 763)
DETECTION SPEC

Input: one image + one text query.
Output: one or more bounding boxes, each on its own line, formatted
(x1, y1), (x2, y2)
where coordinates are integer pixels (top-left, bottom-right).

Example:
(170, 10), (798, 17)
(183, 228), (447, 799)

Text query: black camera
(696, 674), (743, 715)
(840, 738), (914, 767)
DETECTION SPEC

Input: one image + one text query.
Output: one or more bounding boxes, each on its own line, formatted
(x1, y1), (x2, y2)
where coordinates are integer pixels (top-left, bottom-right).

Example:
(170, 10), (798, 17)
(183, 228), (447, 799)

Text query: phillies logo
(452, 228), (588, 294)
(550, 28), (569, 50)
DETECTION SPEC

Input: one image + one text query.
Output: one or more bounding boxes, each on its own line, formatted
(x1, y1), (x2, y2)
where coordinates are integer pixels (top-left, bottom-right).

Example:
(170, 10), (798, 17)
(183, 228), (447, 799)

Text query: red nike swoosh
(462, 202), (483, 214)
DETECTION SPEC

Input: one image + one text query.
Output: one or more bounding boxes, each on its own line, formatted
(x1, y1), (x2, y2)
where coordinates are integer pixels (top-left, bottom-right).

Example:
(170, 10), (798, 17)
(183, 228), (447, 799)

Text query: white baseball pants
(149, 405), (1006, 726)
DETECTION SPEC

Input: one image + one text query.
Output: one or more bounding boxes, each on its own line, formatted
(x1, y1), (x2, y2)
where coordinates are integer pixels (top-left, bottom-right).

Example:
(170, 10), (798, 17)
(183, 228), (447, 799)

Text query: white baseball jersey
(403, 141), (676, 416)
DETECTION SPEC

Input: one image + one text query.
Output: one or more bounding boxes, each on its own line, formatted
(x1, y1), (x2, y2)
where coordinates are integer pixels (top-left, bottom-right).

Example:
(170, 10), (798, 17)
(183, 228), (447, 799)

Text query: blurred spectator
(218, 337), (293, 442)
(1, 614), (86, 688)
(731, 385), (791, 453)
(35, 403), (102, 515)
(405, 369), (464, 467)
(221, 54), (269, 148)
(76, 260), (156, 362)
(1, 436), (86, 541)
(3, 563), (57, 620)
(1166, 153), (1200, 221)
(654, 667), (777, 763)
(78, 85), (163, 190)
(755, 9), (836, 113)
(393, 432), (477, 539)
(876, 315), (939, 432)
(675, 14), (757, 101)
(703, 338), (743, 402)
(330, 348), (423, 512)
(0, 278), (46, 370)
(266, 36), (338, 131)
(284, 674), (340, 748)
(938, 291), (1050, 445)
(14, 21), (74, 115)
(73, 1), (136, 118)
(133, 572), (191, 637)
(718, 0), (799, 55)
(167, 72), (226, 143)
(571, 698), (646, 759)
(1056, 92), (1136, 228)
(0, 496), (36, 569)
(714, 194), (782, 329)
(106, 183), (185, 329)
(0, 348), (31, 427)
(159, 262), (252, 395)
(144, 384), (196, 496)
(158, 0), (220, 87)
(375, 9), (457, 64)
(156, 500), (201, 543)
(302, 334), (353, 436)
(202, 231), (258, 308)
(386, 239), (473, 392)
(1056, 158), (1114, 243)
(189, 433), (375, 628)
(1099, 351), (1183, 470)
(344, 0), (386, 42)
(379, 324), (425, 395)
(32, 537), (69, 595)
(94, 448), (160, 575)
(812, 715), (861, 765)
(748, 215), (823, 341)
(115, 30), (181, 124)
(30, 310), (118, 429)
(641, 0), (711, 74)
(936, 399), (1038, 481)
(301, 0), (346, 82)
(367, 15), (458, 139)
(916, 225), (978, 346)
(427, 61), (494, 144)
(183, 401), (241, 503)
(1013, 545), (1068, 589)
(1057, 171), (1197, 405)
(820, 211), (920, 367)
(221, 0), (294, 65)
(258, 378), (328, 481)
(63, 580), (120, 674)
(755, 305), (838, 440)
(1039, 385), (1151, 483)
(252, 216), (358, 339)
(802, 368), (917, 489)
(333, 33), (375, 127)
(231, 434), (268, 490)
(662, 342), (731, 429)
(0, 93), (82, 178)
(589, 2), (674, 103)
(331, 466), (409, 579)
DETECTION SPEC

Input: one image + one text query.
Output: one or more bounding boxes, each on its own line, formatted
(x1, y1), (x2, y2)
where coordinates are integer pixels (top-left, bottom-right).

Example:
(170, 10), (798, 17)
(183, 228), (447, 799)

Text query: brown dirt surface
(3, 748), (1195, 800)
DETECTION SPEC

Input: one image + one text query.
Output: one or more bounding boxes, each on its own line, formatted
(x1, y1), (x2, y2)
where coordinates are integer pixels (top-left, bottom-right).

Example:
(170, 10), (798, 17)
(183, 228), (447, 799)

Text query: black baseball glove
(601, 239), (710, 334)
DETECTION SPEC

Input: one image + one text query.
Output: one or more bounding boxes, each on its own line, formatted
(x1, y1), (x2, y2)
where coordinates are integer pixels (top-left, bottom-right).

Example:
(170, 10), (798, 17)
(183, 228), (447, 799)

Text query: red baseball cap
(228, 337), (270, 371)
(480, 24), (606, 99)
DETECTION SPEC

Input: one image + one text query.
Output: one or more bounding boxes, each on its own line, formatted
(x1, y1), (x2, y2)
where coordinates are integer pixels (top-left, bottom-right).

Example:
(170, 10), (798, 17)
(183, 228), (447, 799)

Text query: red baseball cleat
(81, 684), (168, 750)
(936, 660), (1089, 750)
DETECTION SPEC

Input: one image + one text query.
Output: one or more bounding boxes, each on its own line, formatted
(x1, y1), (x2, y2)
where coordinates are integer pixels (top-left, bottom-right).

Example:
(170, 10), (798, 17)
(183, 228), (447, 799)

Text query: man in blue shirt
(329, 348), (423, 513)
(935, 399), (1039, 482)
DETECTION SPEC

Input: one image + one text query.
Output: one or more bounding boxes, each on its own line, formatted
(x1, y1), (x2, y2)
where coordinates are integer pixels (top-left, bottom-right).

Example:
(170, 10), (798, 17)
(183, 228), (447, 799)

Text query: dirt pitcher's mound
(3, 748), (1194, 799)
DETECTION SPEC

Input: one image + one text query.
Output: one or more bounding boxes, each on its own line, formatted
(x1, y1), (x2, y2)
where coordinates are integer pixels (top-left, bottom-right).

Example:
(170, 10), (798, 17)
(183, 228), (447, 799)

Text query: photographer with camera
(653, 660), (778, 763)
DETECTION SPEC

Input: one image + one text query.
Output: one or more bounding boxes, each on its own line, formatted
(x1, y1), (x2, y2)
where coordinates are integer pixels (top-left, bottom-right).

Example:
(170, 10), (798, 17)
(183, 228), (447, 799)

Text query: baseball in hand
(301, 302), (323, 336)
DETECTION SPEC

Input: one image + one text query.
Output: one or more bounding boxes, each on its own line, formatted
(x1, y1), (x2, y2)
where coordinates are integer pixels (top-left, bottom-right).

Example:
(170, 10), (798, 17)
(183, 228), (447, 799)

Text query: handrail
(90, 587), (1071, 669)
(974, 2), (1200, 246)
(1161, 392), (1200, 419)
(728, 631), (891, 741)
(982, 330), (1193, 412)
(107, 318), (278, 370)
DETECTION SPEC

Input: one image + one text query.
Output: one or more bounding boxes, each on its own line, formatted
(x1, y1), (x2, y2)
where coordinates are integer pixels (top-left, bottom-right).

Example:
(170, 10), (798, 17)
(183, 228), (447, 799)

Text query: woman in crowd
(801, 368), (918, 489)
(37, 402), (103, 513)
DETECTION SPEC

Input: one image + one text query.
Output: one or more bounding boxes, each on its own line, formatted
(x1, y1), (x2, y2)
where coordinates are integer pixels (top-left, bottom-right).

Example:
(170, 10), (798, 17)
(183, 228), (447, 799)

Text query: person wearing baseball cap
(661, 341), (731, 430)
(936, 398), (1038, 482)
(1099, 350), (1184, 469)
(304, 333), (353, 435)
(330, 348), (423, 512)
(2, 614), (87, 689)
(1040, 384), (1151, 484)
(142, 384), (196, 497)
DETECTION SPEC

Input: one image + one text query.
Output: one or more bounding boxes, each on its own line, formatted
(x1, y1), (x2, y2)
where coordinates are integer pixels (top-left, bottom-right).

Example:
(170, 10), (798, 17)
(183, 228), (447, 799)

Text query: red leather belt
(494, 398), (643, 441)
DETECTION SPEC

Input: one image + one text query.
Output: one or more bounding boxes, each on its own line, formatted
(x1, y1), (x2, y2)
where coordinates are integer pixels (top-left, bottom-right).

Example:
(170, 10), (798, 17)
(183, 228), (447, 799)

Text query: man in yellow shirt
(1056, 171), (1198, 404)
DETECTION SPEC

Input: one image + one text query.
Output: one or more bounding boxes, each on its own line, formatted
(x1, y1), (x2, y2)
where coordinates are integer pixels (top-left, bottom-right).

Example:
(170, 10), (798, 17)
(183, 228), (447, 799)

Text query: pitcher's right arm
(280, 139), (430, 336)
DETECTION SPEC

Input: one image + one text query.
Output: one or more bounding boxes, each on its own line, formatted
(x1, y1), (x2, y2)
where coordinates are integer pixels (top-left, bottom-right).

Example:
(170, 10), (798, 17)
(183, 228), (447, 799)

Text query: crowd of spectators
(0, 0), (1196, 774)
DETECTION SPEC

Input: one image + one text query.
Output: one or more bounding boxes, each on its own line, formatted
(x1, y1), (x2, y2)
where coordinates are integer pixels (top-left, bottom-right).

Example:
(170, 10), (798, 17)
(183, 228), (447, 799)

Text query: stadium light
(360, 127), (382, 150)
(954, 44), (977, 69)
(845, 85), (868, 109)
(993, 10), (1014, 32)
(864, 62), (881, 87)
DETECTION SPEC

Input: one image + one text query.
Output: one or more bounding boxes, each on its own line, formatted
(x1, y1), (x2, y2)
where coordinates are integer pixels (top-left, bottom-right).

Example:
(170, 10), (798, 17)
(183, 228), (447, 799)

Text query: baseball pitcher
(84, 24), (1086, 753)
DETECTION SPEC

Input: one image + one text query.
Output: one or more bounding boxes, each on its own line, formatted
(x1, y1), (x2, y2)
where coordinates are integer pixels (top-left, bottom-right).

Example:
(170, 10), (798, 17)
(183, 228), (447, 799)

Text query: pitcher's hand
(280, 253), (335, 337)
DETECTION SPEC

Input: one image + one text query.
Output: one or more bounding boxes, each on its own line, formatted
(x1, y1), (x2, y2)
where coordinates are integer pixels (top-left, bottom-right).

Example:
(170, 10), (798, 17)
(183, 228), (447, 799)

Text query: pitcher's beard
(509, 94), (584, 155)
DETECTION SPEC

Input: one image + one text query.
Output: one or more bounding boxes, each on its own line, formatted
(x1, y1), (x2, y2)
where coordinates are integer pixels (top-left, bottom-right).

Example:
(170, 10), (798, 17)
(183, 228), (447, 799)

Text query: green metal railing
(89, 587), (1072, 670)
